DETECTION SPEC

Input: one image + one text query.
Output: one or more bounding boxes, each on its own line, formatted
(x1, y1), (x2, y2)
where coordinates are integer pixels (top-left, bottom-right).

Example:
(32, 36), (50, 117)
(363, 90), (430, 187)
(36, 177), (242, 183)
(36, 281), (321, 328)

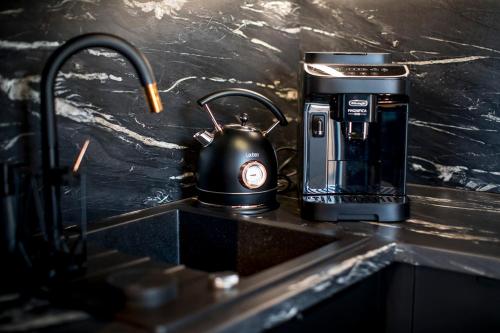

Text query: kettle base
(196, 199), (279, 215)
(196, 187), (279, 214)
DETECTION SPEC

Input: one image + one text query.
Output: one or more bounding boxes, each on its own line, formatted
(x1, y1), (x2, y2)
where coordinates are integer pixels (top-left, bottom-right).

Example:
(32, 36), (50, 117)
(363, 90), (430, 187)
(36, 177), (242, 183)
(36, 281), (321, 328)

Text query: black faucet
(40, 33), (164, 255)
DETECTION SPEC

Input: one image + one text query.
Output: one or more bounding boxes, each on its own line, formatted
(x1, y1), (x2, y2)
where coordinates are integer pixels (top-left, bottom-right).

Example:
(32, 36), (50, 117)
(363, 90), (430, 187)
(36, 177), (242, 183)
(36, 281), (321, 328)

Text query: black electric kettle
(193, 88), (288, 213)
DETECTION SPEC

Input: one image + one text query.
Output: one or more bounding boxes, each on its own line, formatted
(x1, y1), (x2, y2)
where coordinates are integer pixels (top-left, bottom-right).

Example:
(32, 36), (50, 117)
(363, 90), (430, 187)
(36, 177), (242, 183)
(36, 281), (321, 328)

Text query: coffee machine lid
(304, 52), (391, 65)
(304, 63), (409, 78)
(302, 52), (409, 94)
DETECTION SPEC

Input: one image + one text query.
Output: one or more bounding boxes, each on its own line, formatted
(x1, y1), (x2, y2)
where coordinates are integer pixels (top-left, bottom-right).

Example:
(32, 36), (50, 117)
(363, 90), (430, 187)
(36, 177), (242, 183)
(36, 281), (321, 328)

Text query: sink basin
(87, 210), (336, 277)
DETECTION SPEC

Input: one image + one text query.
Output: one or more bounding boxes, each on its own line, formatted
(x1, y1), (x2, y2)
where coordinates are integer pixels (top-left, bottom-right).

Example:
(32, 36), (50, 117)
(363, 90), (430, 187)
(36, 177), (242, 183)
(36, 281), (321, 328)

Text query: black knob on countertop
(106, 267), (178, 309)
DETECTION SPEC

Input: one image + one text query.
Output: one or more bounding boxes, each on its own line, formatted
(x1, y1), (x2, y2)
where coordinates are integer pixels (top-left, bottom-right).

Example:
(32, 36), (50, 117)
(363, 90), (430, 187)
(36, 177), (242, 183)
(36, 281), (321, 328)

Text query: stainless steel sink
(87, 209), (337, 277)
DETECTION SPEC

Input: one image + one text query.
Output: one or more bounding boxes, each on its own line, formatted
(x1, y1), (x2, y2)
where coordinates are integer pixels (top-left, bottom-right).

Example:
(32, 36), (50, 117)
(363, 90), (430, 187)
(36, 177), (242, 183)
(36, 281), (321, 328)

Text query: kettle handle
(197, 88), (288, 128)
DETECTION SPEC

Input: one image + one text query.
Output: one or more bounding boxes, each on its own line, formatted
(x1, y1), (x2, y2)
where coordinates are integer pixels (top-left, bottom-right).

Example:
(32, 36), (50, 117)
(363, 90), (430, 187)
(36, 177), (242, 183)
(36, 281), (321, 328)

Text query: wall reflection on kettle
(193, 88), (288, 214)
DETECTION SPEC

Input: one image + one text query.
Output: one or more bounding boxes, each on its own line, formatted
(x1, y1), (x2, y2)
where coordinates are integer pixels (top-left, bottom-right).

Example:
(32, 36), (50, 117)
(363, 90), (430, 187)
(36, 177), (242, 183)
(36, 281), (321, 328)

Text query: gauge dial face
(240, 161), (267, 189)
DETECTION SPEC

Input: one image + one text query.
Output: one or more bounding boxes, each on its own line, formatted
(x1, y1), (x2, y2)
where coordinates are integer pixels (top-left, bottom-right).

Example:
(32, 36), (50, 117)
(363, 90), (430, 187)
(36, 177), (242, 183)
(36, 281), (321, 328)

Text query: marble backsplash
(1, 0), (499, 222)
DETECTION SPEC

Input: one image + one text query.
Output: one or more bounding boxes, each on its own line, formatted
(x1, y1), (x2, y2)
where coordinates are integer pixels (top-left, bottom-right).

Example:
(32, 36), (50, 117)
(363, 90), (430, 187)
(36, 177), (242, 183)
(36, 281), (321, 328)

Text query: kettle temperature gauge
(240, 161), (267, 189)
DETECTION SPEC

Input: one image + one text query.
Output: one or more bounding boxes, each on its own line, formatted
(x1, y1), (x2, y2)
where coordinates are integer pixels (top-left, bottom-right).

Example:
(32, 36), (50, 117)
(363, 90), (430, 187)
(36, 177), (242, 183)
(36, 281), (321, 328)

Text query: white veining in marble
(482, 113), (500, 123)
(409, 50), (440, 57)
(48, 0), (100, 10)
(408, 195), (453, 204)
(1, 132), (34, 150)
(411, 192), (500, 211)
(159, 76), (197, 93)
(64, 11), (96, 21)
(123, 0), (187, 20)
(263, 306), (299, 329)
(419, 201), (500, 213)
(367, 218), (500, 243)
(406, 219), (478, 232)
(241, 1), (298, 18)
(0, 72), (126, 105)
(405, 226), (500, 243)
(169, 171), (194, 180)
(288, 243), (396, 292)
(261, 1), (297, 17)
(0, 8), (23, 15)
(409, 156), (500, 192)
(410, 119), (496, 132)
(56, 98), (186, 150)
(141, 46), (233, 60)
(58, 72), (123, 82)
(0, 73), (185, 150)
(250, 38), (282, 52)
(409, 121), (486, 144)
(397, 55), (489, 66)
(0, 122), (20, 128)
(86, 49), (122, 61)
(300, 26), (336, 37)
(0, 74), (41, 102)
(409, 156), (468, 182)
(449, 261), (487, 276)
(0, 40), (61, 50)
(113, 74), (298, 101)
(423, 36), (500, 54)
(142, 189), (173, 205)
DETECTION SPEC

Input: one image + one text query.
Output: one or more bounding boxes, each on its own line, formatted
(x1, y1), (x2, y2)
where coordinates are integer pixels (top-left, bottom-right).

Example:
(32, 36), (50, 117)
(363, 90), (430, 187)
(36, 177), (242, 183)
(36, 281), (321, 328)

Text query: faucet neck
(40, 33), (162, 253)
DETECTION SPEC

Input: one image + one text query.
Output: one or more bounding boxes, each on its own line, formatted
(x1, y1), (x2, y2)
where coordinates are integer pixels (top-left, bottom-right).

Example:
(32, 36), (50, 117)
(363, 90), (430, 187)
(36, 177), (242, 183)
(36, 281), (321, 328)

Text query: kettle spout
(194, 130), (214, 147)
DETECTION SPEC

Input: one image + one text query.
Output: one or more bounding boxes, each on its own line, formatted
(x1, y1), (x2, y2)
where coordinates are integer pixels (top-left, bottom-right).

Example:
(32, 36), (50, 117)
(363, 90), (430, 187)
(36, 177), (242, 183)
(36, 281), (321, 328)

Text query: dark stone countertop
(184, 183), (500, 332)
(1, 183), (500, 332)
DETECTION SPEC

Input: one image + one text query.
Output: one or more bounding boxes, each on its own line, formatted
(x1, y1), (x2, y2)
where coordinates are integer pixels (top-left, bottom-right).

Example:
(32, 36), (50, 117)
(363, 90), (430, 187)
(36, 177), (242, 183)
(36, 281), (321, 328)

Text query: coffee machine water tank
(299, 52), (410, 222)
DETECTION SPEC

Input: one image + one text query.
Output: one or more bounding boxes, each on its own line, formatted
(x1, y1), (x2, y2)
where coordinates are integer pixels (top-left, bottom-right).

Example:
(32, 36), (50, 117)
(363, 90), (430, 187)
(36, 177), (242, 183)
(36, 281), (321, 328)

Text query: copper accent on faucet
(145, 82), (163, 113)
(72, 139), (90, 174)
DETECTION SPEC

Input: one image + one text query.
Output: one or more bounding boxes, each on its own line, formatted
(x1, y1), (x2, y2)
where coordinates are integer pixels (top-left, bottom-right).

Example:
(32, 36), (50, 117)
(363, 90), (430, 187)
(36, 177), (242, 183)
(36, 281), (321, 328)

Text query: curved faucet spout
(40, 33), (164, 252)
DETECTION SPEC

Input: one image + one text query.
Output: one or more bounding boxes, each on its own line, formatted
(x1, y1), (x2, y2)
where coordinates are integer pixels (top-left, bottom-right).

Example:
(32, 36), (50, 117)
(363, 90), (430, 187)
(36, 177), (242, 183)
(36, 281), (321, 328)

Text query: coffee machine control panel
(304, 64), (409, 78)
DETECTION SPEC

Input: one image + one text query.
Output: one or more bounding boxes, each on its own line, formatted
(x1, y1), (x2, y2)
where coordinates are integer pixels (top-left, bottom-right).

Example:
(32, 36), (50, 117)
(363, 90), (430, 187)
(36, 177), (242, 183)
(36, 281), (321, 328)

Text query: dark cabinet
(268, 263), (500, 333)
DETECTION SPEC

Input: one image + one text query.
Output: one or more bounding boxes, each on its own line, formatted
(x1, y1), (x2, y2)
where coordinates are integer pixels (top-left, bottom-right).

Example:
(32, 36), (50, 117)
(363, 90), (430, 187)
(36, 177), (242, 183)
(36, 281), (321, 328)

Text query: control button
(312, 115), (325, 137)
(240, 161), (267, 189)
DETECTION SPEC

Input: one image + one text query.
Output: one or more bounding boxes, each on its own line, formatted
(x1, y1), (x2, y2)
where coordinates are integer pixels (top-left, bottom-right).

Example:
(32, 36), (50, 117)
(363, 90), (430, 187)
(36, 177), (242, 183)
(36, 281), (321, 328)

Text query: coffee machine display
(299, 52), (410, 222)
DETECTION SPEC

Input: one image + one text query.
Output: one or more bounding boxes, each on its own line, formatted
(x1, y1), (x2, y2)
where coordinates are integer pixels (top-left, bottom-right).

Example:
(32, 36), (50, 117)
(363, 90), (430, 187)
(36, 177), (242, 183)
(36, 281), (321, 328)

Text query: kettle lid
(224, 123), (260, 132)
(229, 113), (260, 131)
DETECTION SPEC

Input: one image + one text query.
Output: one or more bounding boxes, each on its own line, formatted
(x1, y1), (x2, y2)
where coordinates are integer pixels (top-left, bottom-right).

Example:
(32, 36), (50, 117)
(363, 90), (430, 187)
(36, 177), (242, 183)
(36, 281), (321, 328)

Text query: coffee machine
(299, 52), (410, 222)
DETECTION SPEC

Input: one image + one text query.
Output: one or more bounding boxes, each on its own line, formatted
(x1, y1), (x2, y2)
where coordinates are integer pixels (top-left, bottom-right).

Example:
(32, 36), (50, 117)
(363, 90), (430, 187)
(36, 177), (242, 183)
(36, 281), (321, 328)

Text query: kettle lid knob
(239, 113), (248, 126)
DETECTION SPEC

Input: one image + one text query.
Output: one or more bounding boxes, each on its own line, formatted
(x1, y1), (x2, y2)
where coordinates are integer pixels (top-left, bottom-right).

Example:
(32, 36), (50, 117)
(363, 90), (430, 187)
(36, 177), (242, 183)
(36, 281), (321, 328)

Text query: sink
(268, 262), (500, 333)
(87, 210), (336, 277)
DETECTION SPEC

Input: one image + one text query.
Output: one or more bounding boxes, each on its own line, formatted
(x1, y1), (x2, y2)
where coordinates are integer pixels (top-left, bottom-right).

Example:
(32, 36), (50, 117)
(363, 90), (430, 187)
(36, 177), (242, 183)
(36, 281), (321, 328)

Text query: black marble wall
(1, 0), (499, 222)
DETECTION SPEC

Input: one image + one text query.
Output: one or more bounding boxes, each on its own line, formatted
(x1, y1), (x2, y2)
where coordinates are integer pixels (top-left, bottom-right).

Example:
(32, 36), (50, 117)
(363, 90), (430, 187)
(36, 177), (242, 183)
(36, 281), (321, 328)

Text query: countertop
(1, 183), (500, 332)
(177, 183), (500, 332)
